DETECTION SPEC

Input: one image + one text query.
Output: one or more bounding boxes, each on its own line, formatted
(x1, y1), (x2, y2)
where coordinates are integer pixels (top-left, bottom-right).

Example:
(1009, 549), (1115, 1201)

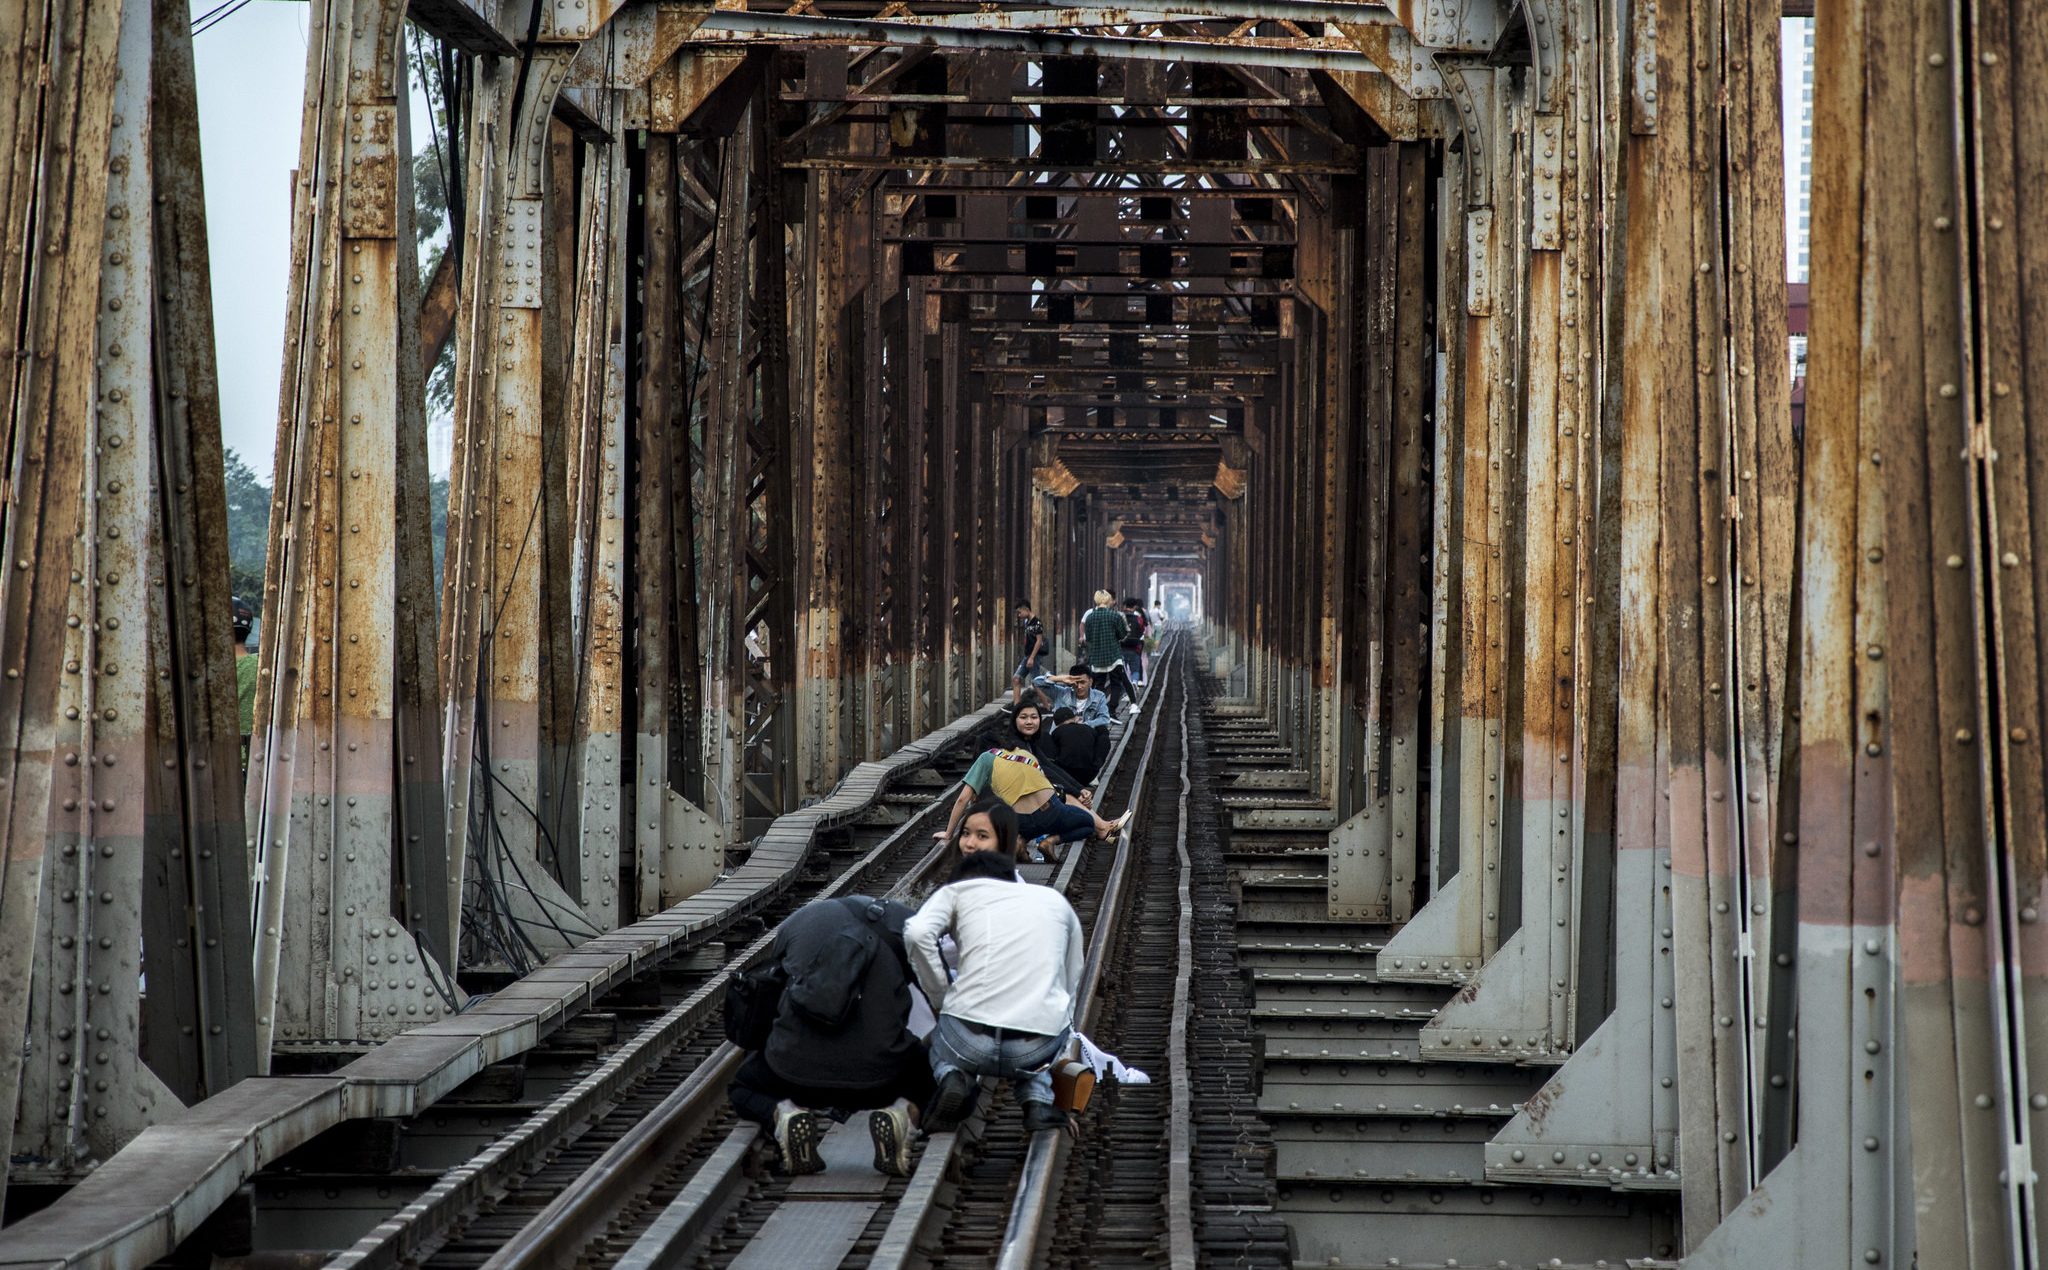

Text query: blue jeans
(1018, 796), (1096, 844)
(930, 1015), (1070, 1107)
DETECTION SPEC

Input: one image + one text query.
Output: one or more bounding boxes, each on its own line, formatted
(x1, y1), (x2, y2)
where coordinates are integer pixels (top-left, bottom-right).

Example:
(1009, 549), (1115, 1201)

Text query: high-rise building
(1783, 17), (1815, 285)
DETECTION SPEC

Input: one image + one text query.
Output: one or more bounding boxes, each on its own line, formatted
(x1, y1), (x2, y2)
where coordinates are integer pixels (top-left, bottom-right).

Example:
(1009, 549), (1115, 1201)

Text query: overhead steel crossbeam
(694, 10), (1388, 73)
(787, 0), (1399, 27)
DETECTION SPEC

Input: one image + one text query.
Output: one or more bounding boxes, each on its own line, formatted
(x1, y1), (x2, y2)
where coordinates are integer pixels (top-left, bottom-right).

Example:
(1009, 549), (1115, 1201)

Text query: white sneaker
(1125, 704), (1141, 717)
(870, 1099), (915, 1176)
(773, 1099), (825, 1174)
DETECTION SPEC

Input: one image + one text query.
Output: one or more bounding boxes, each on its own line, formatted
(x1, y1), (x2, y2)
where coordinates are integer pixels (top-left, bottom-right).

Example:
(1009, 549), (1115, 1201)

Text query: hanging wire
(191, 0), (255, 36)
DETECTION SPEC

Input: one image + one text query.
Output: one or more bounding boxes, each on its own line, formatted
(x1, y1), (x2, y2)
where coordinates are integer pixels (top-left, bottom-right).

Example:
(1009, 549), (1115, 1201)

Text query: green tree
(220, 456), (450, 618)
(222, 448), (272, 611)
(410, 31), (459, 425)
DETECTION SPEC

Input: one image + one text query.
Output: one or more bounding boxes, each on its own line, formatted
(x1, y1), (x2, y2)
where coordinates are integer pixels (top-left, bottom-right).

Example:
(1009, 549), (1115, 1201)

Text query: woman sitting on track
(935, 732), (1129, 864)
(1005, 701), (1091, 808)
(905, 798), (1086, 1136)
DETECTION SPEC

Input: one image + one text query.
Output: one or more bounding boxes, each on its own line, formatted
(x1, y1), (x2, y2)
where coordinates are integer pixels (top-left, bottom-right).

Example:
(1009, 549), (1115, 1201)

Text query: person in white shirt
(904, 798), (1087, 1135)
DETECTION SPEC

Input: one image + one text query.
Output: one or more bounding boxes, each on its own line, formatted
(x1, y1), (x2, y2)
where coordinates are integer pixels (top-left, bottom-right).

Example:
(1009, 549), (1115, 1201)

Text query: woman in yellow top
(936, 744), (1130, 857)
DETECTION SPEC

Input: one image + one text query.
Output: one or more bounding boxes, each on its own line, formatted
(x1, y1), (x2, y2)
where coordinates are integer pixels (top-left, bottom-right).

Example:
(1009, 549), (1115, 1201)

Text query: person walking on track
(1081, 590), (1136, 716)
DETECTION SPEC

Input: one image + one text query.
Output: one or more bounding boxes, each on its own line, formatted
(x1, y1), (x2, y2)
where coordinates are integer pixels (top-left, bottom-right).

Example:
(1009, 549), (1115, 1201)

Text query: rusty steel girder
(248, 0), (454, 1051)
(0, 0), (257, 1203)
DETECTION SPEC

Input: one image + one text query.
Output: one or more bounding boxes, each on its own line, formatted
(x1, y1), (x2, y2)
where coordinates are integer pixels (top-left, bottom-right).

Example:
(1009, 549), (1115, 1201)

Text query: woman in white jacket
(904, 797), (1086, 1135)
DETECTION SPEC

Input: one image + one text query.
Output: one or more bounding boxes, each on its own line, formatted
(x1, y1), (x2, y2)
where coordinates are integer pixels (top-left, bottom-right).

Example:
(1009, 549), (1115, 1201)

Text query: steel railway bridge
(0, 0), (2043, 1265)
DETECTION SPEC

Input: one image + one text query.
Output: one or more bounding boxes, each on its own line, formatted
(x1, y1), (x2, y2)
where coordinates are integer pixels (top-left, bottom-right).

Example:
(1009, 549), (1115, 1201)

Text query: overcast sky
(191, 0), (441, 481)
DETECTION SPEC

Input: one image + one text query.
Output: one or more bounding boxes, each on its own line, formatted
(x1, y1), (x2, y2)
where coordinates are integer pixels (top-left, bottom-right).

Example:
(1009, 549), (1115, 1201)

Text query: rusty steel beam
(695, 10), (1386, 72)
(1684, 0), (2045, 1263)
(803, 1), (1400, 29)
(143, 0), (262, 1110)
(1375, 66), (1509, 991)
(0, 0), (263, 1204)
(562, 98), (629, 930)
(247, 0), (458, 1053)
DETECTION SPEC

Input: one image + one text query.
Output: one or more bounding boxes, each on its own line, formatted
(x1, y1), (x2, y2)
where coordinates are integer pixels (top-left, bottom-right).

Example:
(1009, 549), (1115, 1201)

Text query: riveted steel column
(1378, 67), (1511, 990)
(249, 0), (456, 1048)
(1687, 0), (2039, 1261)
(438, 40), (602, 967)
(0, 0), (121, 1179)
(1643, 0), (1795, 1231)
(1331, 142), (1433, 921)
(1292, 192), (1350, 816)
(1961, 0), (2048, 1253)
(795, 161), (860, 799)
(630, 125), (718, 912)
(140, 0), (260, 1110)
(12, 0), (179, 1179)
(743, 83), (797, 830)
(697, 85), (796, 840)
(563, 103), (627, 930)
(1482, 1), (1684, 1182)
(1420, 60), (1599, 1065)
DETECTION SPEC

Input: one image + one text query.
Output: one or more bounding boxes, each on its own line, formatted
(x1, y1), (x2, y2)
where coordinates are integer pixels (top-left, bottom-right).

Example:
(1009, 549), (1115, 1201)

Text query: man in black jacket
(1045, 704), (1108, 784)
(727, 895), (934, 1176)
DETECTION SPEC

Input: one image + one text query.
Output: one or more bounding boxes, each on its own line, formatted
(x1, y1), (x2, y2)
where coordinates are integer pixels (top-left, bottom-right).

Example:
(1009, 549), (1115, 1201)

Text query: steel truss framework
(0, 0), (2044, 1265)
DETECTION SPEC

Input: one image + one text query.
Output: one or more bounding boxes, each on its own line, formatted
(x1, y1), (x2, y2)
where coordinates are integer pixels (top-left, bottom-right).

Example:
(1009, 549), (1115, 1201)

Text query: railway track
(283, 728), (997, 1270)
(418, 640), (1183, 1270)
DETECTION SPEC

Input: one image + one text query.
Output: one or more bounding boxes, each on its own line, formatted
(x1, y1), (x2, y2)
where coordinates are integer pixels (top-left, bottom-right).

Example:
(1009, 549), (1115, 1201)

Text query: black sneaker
(923, 1070), (977, 1133)
(1021, 1100), (1070, 1135)
(772, 1100), (825, 1174)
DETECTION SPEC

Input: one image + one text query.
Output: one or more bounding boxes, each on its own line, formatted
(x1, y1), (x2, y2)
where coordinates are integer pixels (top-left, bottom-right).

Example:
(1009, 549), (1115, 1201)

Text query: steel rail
(483, 639), (1180, 1270)
(471, 788), (963, 1270)
(1165, 672), (1198, 1267)
(310, 704), (1013, 1270)
(992, 638), (1183, 1270)
(868, 634), (1180, 1270)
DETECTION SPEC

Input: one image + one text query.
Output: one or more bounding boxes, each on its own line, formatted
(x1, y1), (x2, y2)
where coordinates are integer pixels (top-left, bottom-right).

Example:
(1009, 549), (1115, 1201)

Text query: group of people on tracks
(722, 602), (1169, 1176)
(1011, 589), (1158, 718)
(723, 799), (1108, 1176)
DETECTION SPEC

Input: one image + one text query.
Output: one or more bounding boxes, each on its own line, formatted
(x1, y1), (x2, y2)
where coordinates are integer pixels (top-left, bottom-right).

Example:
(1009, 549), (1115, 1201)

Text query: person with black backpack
(724, 895), (934, 1176)
(1119, 596), (1149, 689)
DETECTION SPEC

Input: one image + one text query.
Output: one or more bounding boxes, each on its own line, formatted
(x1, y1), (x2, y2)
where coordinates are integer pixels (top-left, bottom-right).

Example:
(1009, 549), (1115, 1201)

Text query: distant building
(1783, 18), (1814, 285)
(429, 411), (454, 478)
(1783, 18), (1813, 441)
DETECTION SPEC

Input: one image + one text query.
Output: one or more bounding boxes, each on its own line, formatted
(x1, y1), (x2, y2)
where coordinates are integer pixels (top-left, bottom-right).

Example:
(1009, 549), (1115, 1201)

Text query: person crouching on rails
(726, 894), (934, 1177)
(935, 737), (1130, 863)
(905, 798), (1086, 1136)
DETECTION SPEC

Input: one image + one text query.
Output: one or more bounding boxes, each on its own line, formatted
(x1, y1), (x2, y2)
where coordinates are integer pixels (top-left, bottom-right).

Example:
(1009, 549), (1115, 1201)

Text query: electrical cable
(189, 0), (243, 32)
(191, 0), (254, 37)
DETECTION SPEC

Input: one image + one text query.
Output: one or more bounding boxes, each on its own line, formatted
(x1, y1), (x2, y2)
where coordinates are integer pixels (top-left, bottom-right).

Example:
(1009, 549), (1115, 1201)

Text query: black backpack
(726, 898), (897, 1046)
(723, 960), (786, 1049)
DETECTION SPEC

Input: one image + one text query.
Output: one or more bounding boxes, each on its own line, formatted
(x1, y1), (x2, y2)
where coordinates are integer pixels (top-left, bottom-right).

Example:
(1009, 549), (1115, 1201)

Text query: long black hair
(946, 796), (1019, 884)
(1006, 700), (1047, 744)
